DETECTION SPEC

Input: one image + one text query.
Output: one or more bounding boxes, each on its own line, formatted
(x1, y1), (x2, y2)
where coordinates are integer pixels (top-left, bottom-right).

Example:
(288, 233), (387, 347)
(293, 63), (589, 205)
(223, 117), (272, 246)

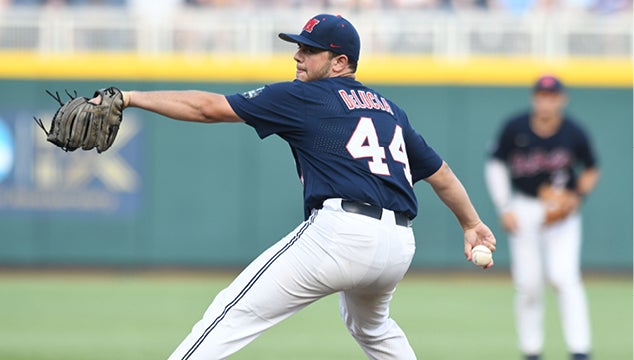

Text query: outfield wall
(0, 55), (631, 270)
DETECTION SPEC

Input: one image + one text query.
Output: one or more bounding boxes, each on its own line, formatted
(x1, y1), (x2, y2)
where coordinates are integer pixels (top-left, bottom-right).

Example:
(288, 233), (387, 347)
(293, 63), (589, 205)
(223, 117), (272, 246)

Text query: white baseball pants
(508, 194), (591, 355)
(168, 198), (417, 360)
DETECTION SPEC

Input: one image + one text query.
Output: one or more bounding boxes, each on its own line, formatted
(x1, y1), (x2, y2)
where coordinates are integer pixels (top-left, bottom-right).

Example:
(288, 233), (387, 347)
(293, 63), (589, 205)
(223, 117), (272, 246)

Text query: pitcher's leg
(336, 220), (416, 360)
(339, 289), (416, 360)
(168, 218), (321, 360)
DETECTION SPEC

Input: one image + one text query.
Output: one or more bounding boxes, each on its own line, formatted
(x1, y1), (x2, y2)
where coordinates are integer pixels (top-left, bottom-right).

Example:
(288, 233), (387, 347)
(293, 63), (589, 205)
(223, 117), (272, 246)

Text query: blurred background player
(484, 74), (600, 360)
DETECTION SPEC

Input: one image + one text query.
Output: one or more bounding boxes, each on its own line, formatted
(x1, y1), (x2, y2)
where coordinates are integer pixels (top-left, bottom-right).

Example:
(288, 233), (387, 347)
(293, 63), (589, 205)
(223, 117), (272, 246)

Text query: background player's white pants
(509, 194), (591, 355)
(168, 199), (417, 360)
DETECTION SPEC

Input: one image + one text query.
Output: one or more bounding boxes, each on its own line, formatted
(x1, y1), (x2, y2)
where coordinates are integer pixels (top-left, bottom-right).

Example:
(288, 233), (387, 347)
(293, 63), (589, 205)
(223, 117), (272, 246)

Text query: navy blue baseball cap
(279, 14), (360, 63)
(533, 75), (565, 93)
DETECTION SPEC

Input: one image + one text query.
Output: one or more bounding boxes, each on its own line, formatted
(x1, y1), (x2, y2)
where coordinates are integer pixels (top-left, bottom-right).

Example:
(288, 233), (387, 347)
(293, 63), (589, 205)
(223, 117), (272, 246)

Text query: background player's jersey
(226, 77), (443, 219)
(490, 111), (597, 197)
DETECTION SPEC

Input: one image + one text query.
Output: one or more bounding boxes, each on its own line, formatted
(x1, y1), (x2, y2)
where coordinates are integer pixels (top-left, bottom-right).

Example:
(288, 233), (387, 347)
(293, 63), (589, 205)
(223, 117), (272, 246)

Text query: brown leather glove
(34, 87), (124, 153)
(538, 184), (580, 225)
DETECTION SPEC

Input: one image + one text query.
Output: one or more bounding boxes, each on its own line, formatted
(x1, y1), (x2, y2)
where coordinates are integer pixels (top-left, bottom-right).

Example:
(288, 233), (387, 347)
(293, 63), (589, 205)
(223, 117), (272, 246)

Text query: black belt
(340, 199), (411, 227)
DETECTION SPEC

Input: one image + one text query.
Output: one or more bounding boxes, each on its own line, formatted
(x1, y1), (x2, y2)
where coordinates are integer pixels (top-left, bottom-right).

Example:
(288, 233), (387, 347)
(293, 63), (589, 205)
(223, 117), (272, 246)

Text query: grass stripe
(0, 271), (630, 359)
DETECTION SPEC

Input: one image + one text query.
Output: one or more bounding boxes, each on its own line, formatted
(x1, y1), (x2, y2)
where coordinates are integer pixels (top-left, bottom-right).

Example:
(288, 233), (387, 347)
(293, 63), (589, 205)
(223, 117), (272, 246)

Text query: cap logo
(303, 18), (320, 33)
(540, 77), (555, 87)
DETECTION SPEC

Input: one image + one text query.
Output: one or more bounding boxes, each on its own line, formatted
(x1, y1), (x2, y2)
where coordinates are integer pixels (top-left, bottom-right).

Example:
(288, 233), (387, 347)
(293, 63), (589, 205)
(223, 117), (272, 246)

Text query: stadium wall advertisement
(0, 55), (630, 270)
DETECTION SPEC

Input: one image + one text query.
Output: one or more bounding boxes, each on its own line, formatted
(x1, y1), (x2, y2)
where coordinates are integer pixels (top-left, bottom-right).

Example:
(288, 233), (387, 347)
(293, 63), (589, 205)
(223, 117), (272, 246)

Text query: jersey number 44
(346, 117), (413, 187)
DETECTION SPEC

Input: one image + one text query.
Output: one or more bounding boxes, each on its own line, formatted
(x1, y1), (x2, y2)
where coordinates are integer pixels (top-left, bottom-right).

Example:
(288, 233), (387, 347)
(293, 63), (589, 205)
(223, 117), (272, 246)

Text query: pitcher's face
(293, 44), (335, 82)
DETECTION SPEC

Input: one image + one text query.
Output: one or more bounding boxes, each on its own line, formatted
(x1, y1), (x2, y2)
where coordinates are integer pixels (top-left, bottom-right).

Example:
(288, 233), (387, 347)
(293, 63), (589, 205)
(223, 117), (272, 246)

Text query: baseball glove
(34, 87), (124, 153)
(537, 184), (579, 225)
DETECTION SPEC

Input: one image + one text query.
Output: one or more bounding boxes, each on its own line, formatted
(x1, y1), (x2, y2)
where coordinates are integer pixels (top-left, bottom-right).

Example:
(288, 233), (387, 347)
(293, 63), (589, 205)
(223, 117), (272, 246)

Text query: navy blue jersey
(226, 77), (443, 219)
(490, 111), (597, 197)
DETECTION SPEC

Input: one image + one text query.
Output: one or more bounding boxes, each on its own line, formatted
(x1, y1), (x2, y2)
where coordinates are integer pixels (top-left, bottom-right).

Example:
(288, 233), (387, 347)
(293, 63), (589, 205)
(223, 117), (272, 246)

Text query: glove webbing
(33, 89), (78, 136)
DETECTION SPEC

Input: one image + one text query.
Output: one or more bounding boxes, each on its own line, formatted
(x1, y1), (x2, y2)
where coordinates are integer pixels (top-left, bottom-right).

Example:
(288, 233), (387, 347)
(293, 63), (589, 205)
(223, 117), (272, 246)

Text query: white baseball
(471, 245), (492, 266)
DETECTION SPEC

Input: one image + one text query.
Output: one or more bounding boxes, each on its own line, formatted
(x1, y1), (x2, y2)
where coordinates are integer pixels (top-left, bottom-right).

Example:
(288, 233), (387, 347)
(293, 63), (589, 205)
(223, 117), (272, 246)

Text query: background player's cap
(533, 75), (565, 93)
(279, 14), (360, 63)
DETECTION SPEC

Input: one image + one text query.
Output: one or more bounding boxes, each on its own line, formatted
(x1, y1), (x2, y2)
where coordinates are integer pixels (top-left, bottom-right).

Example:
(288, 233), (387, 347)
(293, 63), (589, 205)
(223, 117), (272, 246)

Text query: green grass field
(0, 270), (630, 360)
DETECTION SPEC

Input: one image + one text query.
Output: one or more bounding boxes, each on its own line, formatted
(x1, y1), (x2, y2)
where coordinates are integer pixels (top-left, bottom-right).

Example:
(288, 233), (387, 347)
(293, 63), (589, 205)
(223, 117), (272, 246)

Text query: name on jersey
(510, 148), (572, 177)
(338, 89), (394, 115)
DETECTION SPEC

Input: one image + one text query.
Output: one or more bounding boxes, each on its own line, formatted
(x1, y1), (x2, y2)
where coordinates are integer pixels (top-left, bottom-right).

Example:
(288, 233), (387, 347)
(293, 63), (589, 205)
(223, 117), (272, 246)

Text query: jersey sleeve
(401, 114), (443, 183)
(570, 120), (598, 168)
(225, 81), (307, 140)
(489, 120), (515, 161)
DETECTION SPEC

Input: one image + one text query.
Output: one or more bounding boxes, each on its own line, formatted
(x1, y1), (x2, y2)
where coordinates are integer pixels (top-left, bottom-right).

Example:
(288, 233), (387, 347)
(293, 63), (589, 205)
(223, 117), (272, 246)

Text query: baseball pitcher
(37, 14), (497, 360)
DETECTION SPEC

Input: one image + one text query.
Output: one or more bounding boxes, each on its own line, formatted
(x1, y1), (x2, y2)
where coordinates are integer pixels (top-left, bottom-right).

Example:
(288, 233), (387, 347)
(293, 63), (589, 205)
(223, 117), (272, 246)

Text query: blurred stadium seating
(0, 2), (630, 60)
